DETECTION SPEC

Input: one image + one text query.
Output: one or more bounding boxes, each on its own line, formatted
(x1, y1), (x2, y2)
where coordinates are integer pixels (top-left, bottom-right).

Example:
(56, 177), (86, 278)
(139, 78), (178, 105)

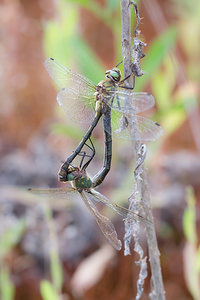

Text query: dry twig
(120, 1), (166, 299)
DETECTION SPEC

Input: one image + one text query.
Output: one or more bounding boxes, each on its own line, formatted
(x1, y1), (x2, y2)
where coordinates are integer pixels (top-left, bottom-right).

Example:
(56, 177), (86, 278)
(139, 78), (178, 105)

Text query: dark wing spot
(27, 188), (32, 191)
(155, 122), (161, 126)
(50, 58), (54, 61)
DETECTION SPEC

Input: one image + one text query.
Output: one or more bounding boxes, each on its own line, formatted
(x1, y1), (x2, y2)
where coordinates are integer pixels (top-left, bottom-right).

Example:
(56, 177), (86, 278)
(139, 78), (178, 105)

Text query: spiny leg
(82, 138), (96, 171)
(115, 60), (123, 68)
(74, 137), (96, 170)
(116, 92), (121, 110)
(119, 75), (135, 90)
(58, 109), (102, 181)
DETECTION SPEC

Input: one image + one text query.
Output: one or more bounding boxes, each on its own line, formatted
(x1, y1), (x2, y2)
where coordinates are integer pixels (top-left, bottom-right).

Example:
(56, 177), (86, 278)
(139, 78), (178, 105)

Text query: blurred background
(0, 0), (200, 299)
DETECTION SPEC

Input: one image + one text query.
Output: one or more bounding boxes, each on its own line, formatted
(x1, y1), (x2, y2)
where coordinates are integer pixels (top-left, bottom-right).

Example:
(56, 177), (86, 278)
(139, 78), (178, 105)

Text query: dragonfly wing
(105, 90), (155, 114)
(113, 115), (164, 141)
(44, 58), (96, 124)
(57, 88), (95, 124)
(89, 190), (151, 225)
(28, 187), (82, 208)
(81, 191), (122, 251)
(44, 58), (95, 92)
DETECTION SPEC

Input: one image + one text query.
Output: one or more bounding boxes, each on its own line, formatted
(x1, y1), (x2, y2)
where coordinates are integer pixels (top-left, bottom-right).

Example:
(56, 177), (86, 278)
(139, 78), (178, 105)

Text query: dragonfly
(29, 149), (151, 251)
(44, 58), (164, 184)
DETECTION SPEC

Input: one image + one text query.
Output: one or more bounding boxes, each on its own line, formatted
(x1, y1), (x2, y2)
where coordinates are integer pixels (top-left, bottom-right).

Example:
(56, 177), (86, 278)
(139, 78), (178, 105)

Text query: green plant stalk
(43, 205), (63, 295)
(183, 187), (200, 300)
(0, 265), (14, 300)
(40, 280), (60, 300)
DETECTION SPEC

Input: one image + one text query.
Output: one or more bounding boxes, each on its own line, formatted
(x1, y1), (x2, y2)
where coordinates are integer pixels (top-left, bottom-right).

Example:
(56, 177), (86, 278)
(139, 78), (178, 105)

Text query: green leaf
(0, 266), (14, 300)
(70, 36), (104, 83)
(152, 56), (176, 111)
(69, 0), (90, 5)
(43, 1), (104, 83)
(43, 2), (78, 65)
(195, 245), (200, 273)
(64, 0), (113, 27)
(52, 123), (84, 141)
(183, 186), (197, 244)
(161, 107), (186, 136)
(136, 26), (177, 91)
(107, 0), (119, 12)
(145, 26), (177, 72)
(40, 280), (60, 300)
(0, 220), (25, 260)
(50, 251), (63, 293)
(42, 207), (63, 293)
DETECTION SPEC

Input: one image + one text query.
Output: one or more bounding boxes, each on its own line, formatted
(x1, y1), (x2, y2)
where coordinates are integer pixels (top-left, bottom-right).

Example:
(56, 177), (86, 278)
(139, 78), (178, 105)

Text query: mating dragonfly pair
(30, 58), (163, 250)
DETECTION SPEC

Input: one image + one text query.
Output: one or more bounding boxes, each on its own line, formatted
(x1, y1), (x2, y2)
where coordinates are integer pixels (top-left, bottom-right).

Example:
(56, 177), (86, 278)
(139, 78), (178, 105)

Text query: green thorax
(65, 167), (93, 189)
(72, 174), (93, 189)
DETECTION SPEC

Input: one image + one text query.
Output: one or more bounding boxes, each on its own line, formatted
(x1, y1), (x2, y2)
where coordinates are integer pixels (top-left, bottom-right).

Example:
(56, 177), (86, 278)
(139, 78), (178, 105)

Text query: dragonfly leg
(78, 150), (87, 169)
(119, 76), (135, 90)
(70, 137), (95, 171)
(116, 93), (121, 110)
(82, 138), (96, 171)
(115, 60), (123, 68)
(107, 94), (115, 109)
(58, 109), (102, 182)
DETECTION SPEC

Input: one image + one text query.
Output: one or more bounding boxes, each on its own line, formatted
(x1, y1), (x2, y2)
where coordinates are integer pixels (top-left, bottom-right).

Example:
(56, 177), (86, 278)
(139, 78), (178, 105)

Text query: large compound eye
(105, 68), (121, 82)
(58, 168), (68, 181)
(110, 70), (120, 79)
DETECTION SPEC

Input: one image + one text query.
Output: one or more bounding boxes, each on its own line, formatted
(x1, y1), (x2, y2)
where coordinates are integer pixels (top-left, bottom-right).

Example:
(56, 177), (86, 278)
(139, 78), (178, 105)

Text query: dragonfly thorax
(95, 76), (117, 104)
(59, 165), (93, 189)
(95, 84), (111, 107)
(71, 171), (93, 190)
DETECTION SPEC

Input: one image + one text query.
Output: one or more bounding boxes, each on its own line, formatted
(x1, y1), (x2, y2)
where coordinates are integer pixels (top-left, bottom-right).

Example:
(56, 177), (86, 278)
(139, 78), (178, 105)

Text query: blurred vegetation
(0, 220), (25, 300)
(41, 206), (63, 299)
(183, 187), (200, 300)
(0, 0), (200, 299)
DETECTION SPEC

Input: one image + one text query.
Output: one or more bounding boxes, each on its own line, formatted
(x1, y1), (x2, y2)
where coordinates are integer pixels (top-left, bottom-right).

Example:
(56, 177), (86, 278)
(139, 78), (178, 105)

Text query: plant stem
(120, 1), (166, 299)
(120, 0), (133, 87)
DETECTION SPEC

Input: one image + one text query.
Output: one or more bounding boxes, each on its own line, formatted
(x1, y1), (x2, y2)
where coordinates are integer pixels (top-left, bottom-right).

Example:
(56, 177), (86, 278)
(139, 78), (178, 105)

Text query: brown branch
(120, 1), (166, 299)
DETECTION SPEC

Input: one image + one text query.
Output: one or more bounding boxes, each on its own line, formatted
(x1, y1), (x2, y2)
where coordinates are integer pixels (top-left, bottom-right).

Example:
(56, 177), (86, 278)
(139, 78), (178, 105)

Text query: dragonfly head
(105, 68), (121, 83)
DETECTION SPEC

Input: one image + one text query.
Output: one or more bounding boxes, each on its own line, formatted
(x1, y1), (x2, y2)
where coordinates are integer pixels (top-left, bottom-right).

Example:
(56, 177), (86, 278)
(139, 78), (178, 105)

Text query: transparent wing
(44, 58), (95, 92)
(57, 88), (95, 124)
(29, 188), (122, 250)
(104, 90), (155, 114)
(112, 115), (164, 141)
(28, 187), (82, 209)
(89, 190), (151, 225)
(44, 58), (96, 124)
(81, 191), (122, 251)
